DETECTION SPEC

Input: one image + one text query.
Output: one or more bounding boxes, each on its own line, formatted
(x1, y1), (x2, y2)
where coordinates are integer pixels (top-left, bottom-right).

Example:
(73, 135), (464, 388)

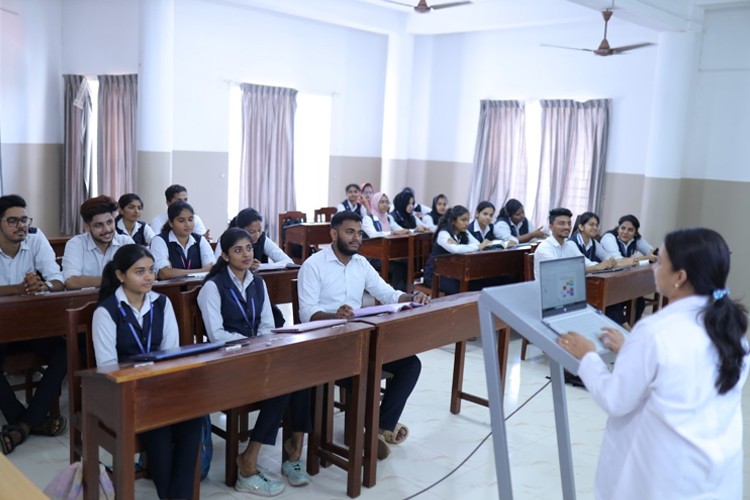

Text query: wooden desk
(431, 246), (527, 295)
(359, 233), (432, 293)
(0, 454), (47, 499)
(80, 323), (372, 499)
(284, 223), (330, 264)
(0, 279), (199, 344)
(255, 267), (299, 304)
(586, 264), (656, 324)
(354, 293), (509, 487)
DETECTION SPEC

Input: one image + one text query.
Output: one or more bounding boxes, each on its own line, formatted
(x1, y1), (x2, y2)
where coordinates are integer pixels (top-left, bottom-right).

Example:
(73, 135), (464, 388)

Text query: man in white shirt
(63, 196), (134, 290)
(0, 195), (67, 454)
(149, 184), (209, 238)
(297, 211), (428, 459)
(533, 207), (581, 278)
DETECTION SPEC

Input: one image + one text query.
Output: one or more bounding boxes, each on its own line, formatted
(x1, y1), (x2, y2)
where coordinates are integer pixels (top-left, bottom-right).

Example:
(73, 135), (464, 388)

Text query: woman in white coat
(558, 227), (749, 500)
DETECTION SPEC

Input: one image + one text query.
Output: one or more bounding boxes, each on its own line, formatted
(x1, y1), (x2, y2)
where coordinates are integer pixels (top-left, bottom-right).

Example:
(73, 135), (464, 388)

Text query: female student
(115, 193), (156, 246)
(336, 183), (366, 218)
(559, 228), (749, 499)
(391, 190), (429, 233)
(423, 205), (491, 294)
(362, 192), (410, 238)
(92, 245), (202, 500)
(360, 182), (375, 216)
(215, 208), (293, 267)
(564, 212), (629, 273)
(600, 214), (656, 261)
(197, 228), (311, 496)
(495, 198), (547, 244)
(421, 194), (448, 231)
(150, 200), (214, 280)
(468, 201), (515, 247)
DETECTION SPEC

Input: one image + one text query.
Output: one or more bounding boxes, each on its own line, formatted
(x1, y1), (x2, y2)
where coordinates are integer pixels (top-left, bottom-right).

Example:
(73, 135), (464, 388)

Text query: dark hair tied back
(98, 245), (154, 303)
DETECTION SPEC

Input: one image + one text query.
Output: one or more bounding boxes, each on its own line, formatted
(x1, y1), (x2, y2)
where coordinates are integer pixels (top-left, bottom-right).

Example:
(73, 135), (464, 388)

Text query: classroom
(2, 0), (750, 498)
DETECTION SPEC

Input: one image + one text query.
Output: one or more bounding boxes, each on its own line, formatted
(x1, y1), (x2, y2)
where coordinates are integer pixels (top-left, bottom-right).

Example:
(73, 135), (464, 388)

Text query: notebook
(538, 256), (628, 351)
(129, 342), (225, 362)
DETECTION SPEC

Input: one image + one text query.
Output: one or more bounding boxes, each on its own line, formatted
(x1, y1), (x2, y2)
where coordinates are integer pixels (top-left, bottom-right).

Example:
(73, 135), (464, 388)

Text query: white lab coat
(578, 294), (748, 500)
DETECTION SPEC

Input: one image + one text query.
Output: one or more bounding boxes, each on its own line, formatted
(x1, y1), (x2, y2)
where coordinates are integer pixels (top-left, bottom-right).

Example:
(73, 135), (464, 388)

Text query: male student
(63, 195), (134, 290)
(532, 207), (582, 279)
(335, 183), (367, 218)
(297, 211), (428, 459)
(0, 194), (67, 454)
(149, 184), (209, 237)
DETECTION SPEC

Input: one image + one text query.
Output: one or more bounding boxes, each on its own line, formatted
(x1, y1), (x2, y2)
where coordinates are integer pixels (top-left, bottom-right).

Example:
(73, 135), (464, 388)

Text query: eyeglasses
(2, 217), (33, 227)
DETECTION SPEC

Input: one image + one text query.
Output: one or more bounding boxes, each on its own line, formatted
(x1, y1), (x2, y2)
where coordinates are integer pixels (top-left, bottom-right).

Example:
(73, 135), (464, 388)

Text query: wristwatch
(44, 281), (53, 291)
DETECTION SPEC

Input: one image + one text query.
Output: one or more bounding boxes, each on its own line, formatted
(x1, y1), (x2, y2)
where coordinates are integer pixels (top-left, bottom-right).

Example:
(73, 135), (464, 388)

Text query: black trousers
(250, 388), (312, 445)
(0, 337), (67, 427)
(139, 417), (203, 499)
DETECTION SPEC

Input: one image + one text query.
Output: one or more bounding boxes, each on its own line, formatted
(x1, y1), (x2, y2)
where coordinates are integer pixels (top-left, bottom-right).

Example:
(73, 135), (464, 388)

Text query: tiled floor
(5, 333), (750, 499)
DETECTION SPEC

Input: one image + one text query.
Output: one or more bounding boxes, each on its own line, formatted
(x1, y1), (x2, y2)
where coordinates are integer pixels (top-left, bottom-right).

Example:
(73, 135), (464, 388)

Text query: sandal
(30, 415), (67, 437)
(381, 423), (409, 445)
(376, 433), (391, 460)
(1, 424), (28, 455)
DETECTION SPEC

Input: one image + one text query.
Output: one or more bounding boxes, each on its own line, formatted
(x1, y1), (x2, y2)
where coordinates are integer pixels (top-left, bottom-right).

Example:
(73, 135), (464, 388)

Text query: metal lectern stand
(479, 281), (599, 500)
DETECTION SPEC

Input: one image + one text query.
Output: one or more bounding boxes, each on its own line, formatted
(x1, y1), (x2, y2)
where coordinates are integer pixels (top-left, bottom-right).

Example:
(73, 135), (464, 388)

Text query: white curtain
(467, 100), (527, 214)
(533, 99), (610, 222)
(97, 74), (138, 199)
(61, 75), (93, 235)
(239, 84), (297, 242)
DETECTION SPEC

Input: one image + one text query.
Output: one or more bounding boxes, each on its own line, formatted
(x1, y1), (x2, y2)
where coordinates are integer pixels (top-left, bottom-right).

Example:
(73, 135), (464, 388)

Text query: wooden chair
(66, 302), (201, 497)
(277, 211), (307, 247)
(313, 207), (336, 223)
(411, 234), (434, 295)
(177, 287), (293, 487)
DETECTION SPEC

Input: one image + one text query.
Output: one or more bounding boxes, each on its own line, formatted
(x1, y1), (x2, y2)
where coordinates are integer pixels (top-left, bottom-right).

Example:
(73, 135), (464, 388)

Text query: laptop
(538, 256), (628, 351)
(130, 341), (225, 362)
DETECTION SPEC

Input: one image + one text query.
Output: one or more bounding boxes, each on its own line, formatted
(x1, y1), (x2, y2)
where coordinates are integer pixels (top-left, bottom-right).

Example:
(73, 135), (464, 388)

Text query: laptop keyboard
(547, 312), (613, 338)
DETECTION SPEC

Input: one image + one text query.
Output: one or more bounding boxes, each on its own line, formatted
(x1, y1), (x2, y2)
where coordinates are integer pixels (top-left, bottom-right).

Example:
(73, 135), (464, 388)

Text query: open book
(272, 302), (425, 333)
(352, 302), (424, 318)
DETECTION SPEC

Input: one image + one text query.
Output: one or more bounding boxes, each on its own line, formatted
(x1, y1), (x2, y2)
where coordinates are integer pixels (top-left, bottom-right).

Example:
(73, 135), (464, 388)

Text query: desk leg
(628, 298), (637, 325)
(549, 360), (576, 500)
(450, 341), (467, 414)
(309, 385), (324, 475)
(347, 373), (365, 498)
(82, 412), (100, 500)
(363, 356), (382, 488)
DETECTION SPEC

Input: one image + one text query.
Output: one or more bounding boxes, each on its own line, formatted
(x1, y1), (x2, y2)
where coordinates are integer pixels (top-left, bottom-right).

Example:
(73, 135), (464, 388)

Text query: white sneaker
(235, 470), (285, 497)
(281, 460), (311, 487)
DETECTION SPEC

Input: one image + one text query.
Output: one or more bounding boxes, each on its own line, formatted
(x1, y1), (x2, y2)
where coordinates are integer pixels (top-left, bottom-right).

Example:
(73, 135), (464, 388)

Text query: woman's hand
(392, 229), (410, 235)
(505, 240), (517, 248)
(415, 225), (430, 233)
(478, 239), (492, 250)
(557, 332), (596, 359)
(599, 327), (625, 353)
(529, 226), (547, 239)
(250, 259), (262, 272)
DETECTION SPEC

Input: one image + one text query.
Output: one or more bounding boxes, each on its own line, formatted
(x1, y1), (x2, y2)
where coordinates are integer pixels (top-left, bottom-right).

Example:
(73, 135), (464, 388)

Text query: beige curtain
(61, 75), (93, 235)
(97, 74), (138, 199)
(239, 84), (297, 242)
(533, 99), (610, 222)
(467, 100), (527, 215)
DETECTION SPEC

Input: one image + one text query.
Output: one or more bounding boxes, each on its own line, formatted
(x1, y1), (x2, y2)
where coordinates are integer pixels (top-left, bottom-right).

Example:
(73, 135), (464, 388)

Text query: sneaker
(235, 470), (285, 497)
(281, 459), (311, 487)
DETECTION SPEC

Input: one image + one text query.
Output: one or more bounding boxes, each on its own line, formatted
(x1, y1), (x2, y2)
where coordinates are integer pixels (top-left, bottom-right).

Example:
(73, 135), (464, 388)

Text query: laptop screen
(539, 256), (588, 317)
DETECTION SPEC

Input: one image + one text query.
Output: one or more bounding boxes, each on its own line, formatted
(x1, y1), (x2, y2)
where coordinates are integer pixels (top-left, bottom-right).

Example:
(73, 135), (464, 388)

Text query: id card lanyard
(230, 287), (257, 336)
(118, 303), (154, 354)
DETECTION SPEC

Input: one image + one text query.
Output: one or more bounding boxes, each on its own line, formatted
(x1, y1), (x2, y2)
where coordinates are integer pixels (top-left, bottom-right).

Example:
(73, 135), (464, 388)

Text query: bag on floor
(44, 461), (114, 500)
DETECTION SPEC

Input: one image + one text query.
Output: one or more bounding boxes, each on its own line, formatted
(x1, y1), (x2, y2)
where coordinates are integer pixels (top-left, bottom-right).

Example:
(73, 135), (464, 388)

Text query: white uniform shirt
(149, 211), (207, 236)
(533, 236), (582, 279)
(420, 214), (439, 232)
(563, 234), (603, 268)
(468, 220), (497, 242)
(0, 228), (63, 285)
(494, 219), (522, 244)
(361, 213), (404, 238)
(435, 229), (481, 254)
(92, 287), (179, 367)
(213, 236), (293, 265)
(116, 218), (156, 246)
(149, 231), (215, 274)
(197, 267), (275, 343)
(62, 232), (134, 282)
(600, 233), (653, 260)
(578, 295), (748, 500)
(335, 201), (367, 219)
(297, 245), (405, 322)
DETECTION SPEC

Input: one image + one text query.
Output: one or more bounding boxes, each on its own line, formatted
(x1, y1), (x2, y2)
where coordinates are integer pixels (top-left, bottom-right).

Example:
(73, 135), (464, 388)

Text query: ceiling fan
(542, 9), (654, 56)
(382, 0), (473, 14)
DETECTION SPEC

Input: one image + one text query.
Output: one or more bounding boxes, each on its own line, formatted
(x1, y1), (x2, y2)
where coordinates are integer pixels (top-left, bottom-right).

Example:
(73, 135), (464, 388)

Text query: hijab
(370, 192), (391, 232)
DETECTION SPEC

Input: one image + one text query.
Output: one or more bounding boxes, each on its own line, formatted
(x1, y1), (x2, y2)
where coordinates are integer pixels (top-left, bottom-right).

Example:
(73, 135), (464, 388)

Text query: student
(150, 201), (214, 280)
(467, 201), (516, 248)
(391, 190), (429, 233)
(421, 194), (448, 231)
(92, 245), (202, 499)
(149, 184), (209, 238)
(198, 228), (311, 495)
(63, 195), (135, 290)
(298, 211), (428, 460)
(495, 198), (547, 244)
(565, 212), (624, 272)
(115, 193), (156, 246)
(401, 187), (431, 219)
(600, 214), (656, 261)
(360, 182), (375, 216)
(0, 195), (67, 455)
(533, 207), (586, 279)
(335, 183), (366, 218)
(559, 228), (749, 499)
(362, 192), (409, 238)
(423, 205), (491, 295)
